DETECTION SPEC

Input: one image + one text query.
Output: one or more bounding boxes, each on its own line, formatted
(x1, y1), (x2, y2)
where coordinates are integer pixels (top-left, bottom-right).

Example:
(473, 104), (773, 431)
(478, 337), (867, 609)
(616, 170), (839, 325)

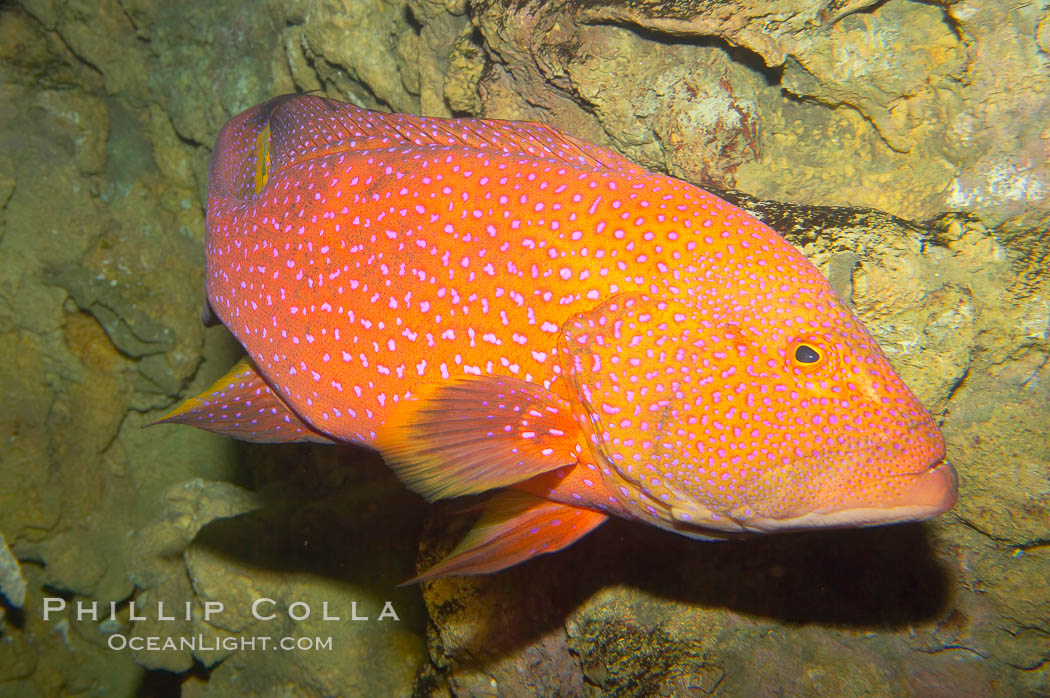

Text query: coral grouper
(159, 95), (957, 580)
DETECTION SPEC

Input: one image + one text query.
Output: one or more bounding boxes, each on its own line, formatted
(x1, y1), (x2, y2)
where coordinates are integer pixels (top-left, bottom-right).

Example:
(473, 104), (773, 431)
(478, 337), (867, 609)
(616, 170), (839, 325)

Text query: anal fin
(152, 357), (336, 444)
(407, 490), (607, 583)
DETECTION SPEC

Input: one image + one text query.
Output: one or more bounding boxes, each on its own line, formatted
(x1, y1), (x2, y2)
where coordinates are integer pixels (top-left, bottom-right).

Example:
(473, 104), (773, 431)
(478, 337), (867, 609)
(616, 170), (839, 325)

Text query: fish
(158, 94), (957, 581)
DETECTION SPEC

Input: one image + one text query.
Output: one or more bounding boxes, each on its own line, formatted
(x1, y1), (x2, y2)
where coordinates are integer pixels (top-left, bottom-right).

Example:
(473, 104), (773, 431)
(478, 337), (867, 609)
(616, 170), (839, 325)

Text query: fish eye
(794, 344), (821, 364)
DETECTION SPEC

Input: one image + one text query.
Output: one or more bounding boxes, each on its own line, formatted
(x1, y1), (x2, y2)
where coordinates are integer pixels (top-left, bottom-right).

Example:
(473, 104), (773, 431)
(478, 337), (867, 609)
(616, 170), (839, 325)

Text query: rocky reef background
(0, 0), (1047, 695)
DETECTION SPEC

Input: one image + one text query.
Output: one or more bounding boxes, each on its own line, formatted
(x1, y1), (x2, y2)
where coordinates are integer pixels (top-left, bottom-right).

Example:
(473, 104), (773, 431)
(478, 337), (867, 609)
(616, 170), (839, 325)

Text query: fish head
(558, 253), (956, 537)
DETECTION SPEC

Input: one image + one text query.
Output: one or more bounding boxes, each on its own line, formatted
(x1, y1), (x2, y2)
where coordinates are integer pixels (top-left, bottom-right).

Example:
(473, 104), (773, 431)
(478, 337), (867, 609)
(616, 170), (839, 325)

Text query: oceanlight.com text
(107, 634), (334, 652)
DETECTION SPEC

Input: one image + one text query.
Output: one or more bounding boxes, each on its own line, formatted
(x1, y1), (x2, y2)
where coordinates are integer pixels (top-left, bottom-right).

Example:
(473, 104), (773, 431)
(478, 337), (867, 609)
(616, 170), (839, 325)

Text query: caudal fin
(152, 357), (335, 444)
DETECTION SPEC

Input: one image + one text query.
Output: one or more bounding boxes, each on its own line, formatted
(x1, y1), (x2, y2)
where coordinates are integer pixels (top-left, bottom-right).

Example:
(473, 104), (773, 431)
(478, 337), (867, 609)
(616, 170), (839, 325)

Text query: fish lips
(665, 458), (958, 538)
(742, 458), (959, 533)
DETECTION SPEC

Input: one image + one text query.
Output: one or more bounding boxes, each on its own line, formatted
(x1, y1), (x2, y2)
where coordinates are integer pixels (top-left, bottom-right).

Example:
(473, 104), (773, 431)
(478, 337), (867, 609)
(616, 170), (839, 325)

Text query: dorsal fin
(261, 95), (649, 179)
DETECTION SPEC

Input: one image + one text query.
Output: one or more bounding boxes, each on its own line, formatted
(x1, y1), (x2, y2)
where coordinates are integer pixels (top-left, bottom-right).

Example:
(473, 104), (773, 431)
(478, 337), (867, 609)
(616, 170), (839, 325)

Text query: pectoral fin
(152, 357), (336, 444)
(378, 376), (582, 501)
(406, 490), (608, 583)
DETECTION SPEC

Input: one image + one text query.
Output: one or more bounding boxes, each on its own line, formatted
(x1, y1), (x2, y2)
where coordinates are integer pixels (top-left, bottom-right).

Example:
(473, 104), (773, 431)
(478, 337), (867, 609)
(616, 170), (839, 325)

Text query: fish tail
(207, 95), (302, 204)
(149, 356), (336, 444)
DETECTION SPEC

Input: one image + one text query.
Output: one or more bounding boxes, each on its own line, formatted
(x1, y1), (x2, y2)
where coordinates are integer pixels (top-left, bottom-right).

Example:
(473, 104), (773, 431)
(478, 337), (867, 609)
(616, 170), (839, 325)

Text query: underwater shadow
(187, 440), (954, 670)
(188, 441), (429, 629)
(417, 510), (955, 669)
(577, 517), (954, 626)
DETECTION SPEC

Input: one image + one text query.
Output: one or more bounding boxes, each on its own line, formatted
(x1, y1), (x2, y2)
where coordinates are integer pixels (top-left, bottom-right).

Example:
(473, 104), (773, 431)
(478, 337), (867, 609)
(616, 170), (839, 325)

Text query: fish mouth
(742, 457), (958, 533)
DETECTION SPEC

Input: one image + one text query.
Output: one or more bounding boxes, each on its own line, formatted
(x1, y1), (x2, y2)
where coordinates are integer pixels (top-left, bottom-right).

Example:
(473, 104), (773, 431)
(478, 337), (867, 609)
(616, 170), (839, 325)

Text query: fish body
(161, 95), (956, 579)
